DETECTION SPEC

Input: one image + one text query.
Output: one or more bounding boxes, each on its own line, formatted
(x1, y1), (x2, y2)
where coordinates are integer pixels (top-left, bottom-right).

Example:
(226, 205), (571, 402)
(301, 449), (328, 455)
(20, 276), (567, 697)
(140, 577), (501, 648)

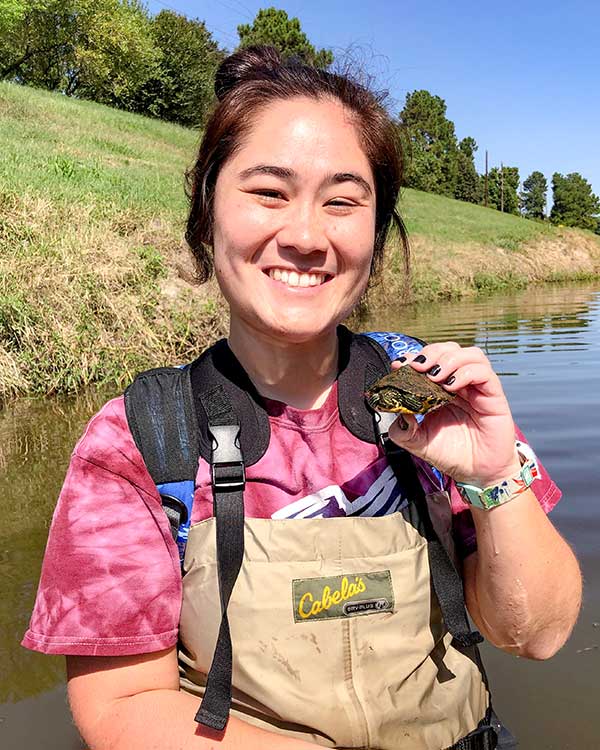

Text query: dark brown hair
(185, 45), (408, 284)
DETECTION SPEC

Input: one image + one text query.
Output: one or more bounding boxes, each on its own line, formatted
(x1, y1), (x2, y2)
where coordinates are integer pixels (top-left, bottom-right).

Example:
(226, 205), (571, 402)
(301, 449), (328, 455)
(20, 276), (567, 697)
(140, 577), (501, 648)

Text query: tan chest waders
(125, 327), (501, 750)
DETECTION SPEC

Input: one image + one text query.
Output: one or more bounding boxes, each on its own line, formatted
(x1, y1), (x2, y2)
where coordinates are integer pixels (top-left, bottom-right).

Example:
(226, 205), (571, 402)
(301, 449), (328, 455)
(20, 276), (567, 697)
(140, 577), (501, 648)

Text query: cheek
(214, 200), (275, 260)
(331, 215), (376, 268)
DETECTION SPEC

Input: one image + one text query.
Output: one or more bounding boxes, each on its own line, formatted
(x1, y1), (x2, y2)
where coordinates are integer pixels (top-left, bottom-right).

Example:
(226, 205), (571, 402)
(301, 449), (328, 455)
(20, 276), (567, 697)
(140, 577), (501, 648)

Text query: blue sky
(146, 0), (600, 200)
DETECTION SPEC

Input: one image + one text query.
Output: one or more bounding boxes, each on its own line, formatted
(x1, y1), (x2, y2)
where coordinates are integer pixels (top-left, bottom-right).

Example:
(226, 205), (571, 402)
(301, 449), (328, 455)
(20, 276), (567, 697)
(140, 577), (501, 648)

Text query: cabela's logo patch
(292, 571), (394, 623)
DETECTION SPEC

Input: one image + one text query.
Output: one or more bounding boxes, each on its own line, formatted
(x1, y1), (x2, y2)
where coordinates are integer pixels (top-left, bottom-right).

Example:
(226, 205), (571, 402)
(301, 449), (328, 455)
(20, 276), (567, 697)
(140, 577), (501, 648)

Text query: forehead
(226, 96), (373, 180)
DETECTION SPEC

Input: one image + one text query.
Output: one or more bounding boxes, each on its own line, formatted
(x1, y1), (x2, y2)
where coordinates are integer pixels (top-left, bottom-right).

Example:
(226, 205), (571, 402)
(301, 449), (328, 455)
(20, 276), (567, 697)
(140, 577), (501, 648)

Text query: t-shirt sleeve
(21, 397), (182, 656)
(451, 424), (562, 560)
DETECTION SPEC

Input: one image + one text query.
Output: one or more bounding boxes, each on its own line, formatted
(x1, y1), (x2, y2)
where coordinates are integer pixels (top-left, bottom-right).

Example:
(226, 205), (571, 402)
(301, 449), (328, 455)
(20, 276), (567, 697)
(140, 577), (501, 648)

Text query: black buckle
(452, 630), (485, 648)
(452, 724), (498, 750)
(474, 725), (498, 750)
(209, 424), (246, 491)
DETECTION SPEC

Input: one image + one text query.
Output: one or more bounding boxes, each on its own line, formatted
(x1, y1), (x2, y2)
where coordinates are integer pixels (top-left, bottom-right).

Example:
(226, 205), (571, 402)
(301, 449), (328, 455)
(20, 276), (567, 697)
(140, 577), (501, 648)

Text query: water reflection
(0, 388), (115, 707)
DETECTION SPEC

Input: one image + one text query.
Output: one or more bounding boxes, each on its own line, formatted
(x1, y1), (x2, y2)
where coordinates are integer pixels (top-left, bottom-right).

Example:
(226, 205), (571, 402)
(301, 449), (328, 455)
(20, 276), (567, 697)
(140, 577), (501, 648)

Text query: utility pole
(484, 150), (488, 208)
(500, 161), (504, 213)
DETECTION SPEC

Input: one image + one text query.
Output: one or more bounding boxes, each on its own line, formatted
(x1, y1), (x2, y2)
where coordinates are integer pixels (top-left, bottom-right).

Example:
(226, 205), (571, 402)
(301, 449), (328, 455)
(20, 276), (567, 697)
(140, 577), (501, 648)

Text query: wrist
(473, 452), (522, 490)
(456, 441), (541, 511)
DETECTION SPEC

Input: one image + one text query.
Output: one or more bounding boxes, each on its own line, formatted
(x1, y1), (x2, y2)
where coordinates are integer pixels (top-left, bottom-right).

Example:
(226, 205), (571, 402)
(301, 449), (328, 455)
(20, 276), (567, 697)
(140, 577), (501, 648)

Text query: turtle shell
(365, 366), (455, 415)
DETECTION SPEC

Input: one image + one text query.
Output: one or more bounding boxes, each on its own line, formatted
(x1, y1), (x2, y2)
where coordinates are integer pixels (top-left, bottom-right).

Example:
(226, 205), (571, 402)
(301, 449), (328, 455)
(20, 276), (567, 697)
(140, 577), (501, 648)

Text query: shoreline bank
(2, 82), (600, 401)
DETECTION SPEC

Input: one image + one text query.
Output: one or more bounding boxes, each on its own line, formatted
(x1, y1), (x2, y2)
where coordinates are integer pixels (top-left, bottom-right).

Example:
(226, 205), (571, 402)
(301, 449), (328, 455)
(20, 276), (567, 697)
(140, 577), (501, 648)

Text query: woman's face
(212, 96), (377, 344)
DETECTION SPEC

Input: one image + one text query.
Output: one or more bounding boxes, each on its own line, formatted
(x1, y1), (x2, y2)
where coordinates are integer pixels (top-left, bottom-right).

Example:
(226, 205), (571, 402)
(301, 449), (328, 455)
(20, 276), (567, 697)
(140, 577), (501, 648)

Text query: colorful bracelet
(455, 441), (541, 510)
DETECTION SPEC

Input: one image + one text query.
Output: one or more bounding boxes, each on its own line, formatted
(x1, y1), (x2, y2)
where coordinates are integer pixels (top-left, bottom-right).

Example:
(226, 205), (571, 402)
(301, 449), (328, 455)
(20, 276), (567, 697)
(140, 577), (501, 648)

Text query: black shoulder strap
(337, 325), (393, 443)
(124, 366), (200, 547)
(190, 339), (271, 466)
(125, 365), (199, 485)
(379, 435), (484, 652)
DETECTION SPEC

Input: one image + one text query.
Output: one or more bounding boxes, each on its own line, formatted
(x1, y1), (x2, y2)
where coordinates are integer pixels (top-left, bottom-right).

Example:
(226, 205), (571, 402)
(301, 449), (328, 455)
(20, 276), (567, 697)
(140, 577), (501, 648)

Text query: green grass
(0, 81), (598, 399)
(400, 187), (553, 250)
(0, 82), (196, 217)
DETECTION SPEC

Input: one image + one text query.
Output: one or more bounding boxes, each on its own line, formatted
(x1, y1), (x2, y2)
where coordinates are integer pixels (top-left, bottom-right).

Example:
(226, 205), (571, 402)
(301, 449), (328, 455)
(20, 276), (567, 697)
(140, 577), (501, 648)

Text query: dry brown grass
(370, 226), (600, 310)
(0, 192), (227, 403)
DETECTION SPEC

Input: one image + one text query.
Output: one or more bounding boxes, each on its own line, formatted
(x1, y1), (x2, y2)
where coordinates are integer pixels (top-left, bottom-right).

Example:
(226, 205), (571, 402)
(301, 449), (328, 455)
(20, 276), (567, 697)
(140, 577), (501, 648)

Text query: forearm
(73, 687), (317, 750)
(464, 488), (581, 659)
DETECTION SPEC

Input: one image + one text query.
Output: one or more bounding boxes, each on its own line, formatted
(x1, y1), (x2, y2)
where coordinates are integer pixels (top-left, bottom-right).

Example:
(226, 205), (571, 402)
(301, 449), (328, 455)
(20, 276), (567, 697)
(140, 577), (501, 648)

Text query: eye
(327, 198), (355, 206)
(253, 189), (285, 202)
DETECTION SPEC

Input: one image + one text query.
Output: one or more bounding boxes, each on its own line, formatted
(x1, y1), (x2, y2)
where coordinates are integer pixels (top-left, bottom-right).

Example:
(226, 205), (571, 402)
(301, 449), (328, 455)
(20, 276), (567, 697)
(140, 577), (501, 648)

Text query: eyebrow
(238, 165), (373, 196)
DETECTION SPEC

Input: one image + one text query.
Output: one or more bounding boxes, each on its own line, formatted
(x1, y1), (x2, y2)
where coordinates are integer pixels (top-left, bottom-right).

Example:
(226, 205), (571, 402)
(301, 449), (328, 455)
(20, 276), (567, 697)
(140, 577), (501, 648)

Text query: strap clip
(209, 424), (246, 491)
(373, 411), (398, 449)
(453, 723), (498, 750)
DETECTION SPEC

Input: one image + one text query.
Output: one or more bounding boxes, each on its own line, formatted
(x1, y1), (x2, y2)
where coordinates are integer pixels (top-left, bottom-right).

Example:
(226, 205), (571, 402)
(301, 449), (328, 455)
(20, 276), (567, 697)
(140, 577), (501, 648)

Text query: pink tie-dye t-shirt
(22, 384), (561, 657)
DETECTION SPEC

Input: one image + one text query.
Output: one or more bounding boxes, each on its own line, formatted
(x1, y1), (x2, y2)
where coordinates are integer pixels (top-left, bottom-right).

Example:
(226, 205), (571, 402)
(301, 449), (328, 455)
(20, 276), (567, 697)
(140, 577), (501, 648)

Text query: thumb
(388, 414), (428, 459)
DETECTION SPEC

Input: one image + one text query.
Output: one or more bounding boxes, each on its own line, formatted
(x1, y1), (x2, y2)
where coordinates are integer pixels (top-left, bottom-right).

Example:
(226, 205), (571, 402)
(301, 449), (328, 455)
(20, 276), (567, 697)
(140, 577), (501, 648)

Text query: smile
(267, 268), (330, 288)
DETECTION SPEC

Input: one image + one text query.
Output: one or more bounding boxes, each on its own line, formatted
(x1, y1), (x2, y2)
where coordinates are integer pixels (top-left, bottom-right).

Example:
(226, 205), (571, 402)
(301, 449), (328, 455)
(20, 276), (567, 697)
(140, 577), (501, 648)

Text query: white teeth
(268, 268), (327, 287)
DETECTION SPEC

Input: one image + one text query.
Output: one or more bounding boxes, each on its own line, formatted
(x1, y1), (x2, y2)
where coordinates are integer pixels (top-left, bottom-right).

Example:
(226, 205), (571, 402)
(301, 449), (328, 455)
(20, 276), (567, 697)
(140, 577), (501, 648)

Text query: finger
(401, 342), (463, 375)
(388, 413), (423, 449)
(391, 341), (460, 370)
(411, 346), (493, 388)
(440, 362), (505, 400)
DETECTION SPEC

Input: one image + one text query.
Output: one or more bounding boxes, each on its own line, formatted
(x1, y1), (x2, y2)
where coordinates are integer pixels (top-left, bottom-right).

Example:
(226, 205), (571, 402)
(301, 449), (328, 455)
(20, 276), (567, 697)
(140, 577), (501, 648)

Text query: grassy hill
(1, 82), (599, 400)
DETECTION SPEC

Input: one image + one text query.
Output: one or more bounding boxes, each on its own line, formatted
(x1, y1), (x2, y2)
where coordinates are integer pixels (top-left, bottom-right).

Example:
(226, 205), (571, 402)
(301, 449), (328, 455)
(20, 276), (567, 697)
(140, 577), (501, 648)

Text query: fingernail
(428, 364), (441, 376)
(445, 375), (456, 385)
(413, 354), (427, 364)
(396, 356), (407, 363)
(399, 415), (409, 431)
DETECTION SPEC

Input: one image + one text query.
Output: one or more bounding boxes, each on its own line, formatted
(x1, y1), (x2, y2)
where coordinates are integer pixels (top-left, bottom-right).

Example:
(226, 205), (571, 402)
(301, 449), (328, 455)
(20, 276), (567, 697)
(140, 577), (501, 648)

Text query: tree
(399, 90), (459, 196)
(1, 0), (159, 111)
(454, 137), (481, 204)
(1, 0), (76, 86)
(487, 166), (520, 214)
(133, 10), (224, 126)
(520, 171), (547, 220)
(550, 172), (600, 232)
(237, 7), (333, 68)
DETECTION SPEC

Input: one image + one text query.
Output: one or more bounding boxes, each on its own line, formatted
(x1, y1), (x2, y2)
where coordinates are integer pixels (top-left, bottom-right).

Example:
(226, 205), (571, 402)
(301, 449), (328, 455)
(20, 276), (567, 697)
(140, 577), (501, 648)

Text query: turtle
(365, 365), (455, 416)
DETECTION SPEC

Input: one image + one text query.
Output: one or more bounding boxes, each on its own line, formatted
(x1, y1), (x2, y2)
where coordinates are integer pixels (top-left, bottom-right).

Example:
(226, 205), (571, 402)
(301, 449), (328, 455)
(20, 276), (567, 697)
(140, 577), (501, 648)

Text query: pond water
(1, 282), (599, 749)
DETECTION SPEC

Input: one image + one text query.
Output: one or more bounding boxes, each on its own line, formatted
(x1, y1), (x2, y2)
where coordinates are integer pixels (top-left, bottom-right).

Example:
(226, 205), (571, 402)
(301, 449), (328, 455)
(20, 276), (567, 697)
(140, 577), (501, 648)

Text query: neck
(228, 319), (339, 410)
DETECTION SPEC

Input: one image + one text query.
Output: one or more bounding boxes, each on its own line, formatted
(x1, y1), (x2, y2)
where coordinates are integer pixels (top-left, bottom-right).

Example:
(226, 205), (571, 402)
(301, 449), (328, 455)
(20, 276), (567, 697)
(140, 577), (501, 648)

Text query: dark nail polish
(414, 354), (427, 364)
(396, 356), (407, 363)
(445, 375), (456, 385)
(399, 415), (409, 431)
(428, 365), (441, 376)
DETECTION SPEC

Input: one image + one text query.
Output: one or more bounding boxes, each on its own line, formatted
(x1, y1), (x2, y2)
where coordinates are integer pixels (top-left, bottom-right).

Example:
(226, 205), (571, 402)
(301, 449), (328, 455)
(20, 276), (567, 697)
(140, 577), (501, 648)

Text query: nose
(276, 202), (328, 255)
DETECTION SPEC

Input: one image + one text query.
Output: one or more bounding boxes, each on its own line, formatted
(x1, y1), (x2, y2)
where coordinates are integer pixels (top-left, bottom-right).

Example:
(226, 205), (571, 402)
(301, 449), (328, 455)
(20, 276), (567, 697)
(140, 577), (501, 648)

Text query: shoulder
(72, 395), (151, 492)
(361, 331), (426, 361)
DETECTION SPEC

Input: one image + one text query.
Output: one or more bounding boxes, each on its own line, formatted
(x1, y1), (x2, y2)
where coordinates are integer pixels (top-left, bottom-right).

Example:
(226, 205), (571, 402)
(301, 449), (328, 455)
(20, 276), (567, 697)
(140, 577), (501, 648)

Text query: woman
(23, 46), (581, 749)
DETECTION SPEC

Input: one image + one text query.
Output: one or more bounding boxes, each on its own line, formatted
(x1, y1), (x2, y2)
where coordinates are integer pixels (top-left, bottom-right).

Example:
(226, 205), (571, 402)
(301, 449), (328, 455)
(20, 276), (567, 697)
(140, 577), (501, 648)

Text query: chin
(265, 314), (338, 344)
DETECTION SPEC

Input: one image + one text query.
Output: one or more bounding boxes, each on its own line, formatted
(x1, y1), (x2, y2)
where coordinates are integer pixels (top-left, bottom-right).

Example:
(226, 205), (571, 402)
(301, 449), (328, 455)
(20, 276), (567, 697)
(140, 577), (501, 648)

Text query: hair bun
(214, 45), (283, 100)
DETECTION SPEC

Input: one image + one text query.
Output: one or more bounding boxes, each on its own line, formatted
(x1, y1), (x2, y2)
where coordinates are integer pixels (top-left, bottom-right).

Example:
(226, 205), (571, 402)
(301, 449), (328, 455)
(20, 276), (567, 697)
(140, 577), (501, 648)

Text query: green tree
(237, 7), (333, 68)
(520, 171), (547, 219)
(487, 166), (520, 214)
(399, 90), (458, 196)
(550, 172), (600, 232)
(1, 0), (159, 110)
(454, 137), (481, 204)
(133, 10), (224, 126)
(0, 0), (75, 85)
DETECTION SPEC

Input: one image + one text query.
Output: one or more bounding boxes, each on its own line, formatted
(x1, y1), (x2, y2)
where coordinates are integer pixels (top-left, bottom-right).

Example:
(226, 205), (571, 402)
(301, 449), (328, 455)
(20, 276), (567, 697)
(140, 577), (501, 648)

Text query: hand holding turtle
(381, 342), (521, 488)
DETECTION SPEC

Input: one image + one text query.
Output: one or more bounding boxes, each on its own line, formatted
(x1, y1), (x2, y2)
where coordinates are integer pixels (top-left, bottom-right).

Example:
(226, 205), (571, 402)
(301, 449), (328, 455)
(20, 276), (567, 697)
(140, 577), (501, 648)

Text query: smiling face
(211, 96), (377, 345)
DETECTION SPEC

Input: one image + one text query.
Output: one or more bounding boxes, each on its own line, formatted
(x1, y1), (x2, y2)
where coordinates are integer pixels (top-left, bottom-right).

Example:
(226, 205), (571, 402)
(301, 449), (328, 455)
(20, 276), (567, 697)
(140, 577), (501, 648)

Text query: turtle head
(365, 386), (405, 413)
